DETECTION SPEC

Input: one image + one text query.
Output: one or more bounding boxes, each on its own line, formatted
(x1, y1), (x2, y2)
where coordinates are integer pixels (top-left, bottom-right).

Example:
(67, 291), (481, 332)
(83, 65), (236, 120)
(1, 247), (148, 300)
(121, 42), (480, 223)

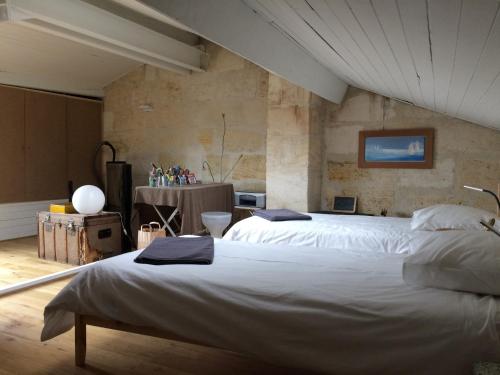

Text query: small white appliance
(234, 192), (266, 208)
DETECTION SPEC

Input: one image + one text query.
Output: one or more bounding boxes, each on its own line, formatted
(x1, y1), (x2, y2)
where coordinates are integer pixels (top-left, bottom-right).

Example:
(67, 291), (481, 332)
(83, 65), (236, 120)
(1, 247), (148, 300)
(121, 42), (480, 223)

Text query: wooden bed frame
(71, 186), (500, 367)
(74, 313), (224, 366)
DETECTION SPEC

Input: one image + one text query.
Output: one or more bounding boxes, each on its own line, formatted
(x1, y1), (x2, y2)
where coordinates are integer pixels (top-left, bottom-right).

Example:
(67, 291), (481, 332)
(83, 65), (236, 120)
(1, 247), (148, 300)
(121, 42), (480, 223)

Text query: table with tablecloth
(134, 184), (234, 236)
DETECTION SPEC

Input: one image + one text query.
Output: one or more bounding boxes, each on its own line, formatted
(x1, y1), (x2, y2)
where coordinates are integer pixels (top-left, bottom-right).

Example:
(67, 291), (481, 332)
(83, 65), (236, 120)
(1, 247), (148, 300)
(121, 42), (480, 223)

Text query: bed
(224, 213), (417, 253)
(42, 239), (500, 374)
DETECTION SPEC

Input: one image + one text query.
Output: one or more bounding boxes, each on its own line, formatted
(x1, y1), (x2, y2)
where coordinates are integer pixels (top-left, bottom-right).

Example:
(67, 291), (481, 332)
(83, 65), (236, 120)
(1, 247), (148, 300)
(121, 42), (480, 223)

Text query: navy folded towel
(254, 209), (312, 222)
(134, 236), (214, 265)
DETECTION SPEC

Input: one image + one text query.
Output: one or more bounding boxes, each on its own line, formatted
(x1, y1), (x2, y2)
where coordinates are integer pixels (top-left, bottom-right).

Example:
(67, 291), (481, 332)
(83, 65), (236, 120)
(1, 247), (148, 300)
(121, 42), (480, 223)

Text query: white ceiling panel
(458, 9), (500, 120)
(137, 0), (349, 102)
(397, 0), (435, 110)
(249, 0), (360, 86)
(288, 0), (388, 92)
(427, 0), (461, 113)
(319, 0), (397, 97)
(0, 22), (140, 96)
(243, 0), (500, 131)
(445, 0), (498, 117)
(0, 0), (206, 96)
(336, 0), (412, 102)
(370, 0), (426, 106)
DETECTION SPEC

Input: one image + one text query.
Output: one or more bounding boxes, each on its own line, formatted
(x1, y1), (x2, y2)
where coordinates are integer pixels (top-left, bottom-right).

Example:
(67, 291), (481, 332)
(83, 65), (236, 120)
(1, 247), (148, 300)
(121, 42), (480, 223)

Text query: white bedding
(42, 240), (500, 374)
(224, 214), (415, 253)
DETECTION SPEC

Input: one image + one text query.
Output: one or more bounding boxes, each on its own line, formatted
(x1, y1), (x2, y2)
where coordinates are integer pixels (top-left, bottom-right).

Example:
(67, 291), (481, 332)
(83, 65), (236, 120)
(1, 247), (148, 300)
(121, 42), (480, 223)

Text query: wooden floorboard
(0, 237), (307, 374)
(0, 236), (74, 287)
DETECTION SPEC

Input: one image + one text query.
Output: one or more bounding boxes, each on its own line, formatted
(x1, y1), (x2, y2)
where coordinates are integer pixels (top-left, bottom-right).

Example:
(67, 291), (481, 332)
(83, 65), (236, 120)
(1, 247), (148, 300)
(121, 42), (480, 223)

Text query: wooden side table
(134, 184), (234, 236)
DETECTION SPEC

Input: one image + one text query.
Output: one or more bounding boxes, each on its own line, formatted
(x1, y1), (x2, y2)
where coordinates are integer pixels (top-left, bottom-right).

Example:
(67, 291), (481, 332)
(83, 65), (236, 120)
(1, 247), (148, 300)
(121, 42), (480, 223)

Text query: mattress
(42, 240), (500, 374)
(224, 213), (416, 253)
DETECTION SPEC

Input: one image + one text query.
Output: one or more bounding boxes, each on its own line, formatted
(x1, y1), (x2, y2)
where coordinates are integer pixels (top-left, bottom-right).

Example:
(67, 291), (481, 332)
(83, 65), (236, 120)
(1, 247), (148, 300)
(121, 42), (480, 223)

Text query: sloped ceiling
(0, 22), (140, 97)
(0, 0), (204, 97)
(244, 0), (500, 131)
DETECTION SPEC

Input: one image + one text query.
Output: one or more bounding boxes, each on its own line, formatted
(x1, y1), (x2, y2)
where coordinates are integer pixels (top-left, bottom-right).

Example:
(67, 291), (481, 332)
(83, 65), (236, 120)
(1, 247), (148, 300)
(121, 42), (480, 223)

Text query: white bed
(42, 239), (500, 374)
(224, 213), (417, 253)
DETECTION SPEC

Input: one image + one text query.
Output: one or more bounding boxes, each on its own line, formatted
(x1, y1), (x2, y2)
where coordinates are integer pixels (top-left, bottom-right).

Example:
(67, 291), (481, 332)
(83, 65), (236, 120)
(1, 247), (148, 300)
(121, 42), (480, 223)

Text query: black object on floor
(254, 209), (312, 221)
(312, 211), (374, 216)
(134, 236), (214, 265)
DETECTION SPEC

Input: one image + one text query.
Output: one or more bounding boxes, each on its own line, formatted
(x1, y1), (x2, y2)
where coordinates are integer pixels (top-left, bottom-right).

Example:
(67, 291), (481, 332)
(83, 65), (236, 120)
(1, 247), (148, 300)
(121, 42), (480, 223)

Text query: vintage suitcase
(37, 211), (122, 265)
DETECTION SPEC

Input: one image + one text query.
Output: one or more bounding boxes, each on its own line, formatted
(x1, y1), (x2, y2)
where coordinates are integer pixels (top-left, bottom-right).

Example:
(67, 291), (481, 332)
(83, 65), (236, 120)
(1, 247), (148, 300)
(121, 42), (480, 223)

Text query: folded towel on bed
(254, 209), (312, 221)
(134, 236), (214, 265)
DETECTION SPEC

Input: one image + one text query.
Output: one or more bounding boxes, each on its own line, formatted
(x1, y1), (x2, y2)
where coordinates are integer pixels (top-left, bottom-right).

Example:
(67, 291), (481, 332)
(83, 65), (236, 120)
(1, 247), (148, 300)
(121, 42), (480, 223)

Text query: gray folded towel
(254, 209), (312, 222)
(134, 236), (214, 265)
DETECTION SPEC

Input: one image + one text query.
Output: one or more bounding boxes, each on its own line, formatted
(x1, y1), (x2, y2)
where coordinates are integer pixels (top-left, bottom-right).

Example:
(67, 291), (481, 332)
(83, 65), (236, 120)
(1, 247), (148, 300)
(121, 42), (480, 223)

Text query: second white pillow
(403, 231), (500, 295)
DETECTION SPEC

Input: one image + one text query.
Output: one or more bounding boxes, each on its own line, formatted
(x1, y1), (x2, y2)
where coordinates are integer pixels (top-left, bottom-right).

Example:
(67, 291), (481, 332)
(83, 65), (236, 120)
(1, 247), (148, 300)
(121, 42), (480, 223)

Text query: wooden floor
(0, 236), (74, 287)
(0, 237), (307, 374)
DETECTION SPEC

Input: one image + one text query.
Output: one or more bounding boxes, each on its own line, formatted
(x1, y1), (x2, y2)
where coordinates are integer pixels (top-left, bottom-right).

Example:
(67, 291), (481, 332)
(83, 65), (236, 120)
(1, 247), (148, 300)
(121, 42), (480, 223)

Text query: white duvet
(224, 214), (415, 253)
(42, 240), (500, 374)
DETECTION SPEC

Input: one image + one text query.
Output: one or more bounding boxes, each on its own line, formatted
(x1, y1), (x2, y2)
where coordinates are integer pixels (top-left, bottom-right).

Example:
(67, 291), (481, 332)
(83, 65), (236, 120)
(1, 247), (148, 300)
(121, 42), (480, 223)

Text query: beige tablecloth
(134, 184), (234, 235)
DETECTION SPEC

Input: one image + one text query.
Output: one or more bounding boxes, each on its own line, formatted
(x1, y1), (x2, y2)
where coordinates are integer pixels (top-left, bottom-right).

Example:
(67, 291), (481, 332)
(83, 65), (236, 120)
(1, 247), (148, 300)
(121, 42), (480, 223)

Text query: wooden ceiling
(245, 0), (500, 131)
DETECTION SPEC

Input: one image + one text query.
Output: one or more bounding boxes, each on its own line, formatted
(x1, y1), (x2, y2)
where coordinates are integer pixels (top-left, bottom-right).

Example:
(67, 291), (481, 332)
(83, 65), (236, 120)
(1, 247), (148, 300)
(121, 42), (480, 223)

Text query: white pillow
(403, 231), (500, 295)
(411, 204), (498, 231)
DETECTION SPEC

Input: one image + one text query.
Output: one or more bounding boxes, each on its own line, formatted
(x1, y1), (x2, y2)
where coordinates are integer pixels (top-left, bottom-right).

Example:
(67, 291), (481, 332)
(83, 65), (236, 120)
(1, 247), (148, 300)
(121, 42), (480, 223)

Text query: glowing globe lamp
(72, 185), (105, 214)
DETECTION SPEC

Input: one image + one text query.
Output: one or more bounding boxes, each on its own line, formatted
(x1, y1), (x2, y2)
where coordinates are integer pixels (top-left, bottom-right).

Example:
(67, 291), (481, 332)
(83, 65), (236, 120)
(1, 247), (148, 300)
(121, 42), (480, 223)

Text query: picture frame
(358, 128), (434, 169)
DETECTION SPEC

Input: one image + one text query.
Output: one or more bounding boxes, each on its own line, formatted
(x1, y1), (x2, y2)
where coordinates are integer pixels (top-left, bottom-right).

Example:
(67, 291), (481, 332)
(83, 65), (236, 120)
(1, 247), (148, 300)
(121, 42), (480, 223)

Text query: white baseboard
(0, 199), (67, 241)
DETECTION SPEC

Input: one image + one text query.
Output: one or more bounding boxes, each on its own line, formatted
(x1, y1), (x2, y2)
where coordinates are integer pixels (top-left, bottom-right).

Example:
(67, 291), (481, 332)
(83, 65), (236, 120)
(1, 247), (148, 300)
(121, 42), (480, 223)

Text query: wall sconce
(139, 104), (154, 112)
(464, 185), (500, 237)
(463, 185), (500, 211)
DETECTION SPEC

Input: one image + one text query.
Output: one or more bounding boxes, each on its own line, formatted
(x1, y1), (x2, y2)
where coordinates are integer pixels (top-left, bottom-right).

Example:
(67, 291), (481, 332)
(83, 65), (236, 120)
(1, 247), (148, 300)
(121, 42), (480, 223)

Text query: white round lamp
(72, 185), (105, 214)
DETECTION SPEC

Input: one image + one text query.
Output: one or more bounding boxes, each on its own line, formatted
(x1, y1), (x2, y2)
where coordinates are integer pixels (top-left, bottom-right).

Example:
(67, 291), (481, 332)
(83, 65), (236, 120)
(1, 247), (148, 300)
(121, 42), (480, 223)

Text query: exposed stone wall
(103, 41), (268, 192)
(266, 75), (310, 211)
(322, 87), (500, 216)
(103, 42), (499, 216)
(266, 75), (333, 212)
(308, 93), (334, 211)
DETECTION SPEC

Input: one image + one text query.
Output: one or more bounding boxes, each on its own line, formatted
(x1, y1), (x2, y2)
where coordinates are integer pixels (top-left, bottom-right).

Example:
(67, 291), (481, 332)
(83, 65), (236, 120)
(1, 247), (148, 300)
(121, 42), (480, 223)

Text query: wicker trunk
(37, 211), (122, 265)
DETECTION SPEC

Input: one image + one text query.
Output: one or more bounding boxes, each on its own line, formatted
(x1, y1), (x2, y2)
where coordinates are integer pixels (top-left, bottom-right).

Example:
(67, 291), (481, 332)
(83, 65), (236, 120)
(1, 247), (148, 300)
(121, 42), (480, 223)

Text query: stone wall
(103, 42), (499, 216)
(103, 41), (268, 192)
(308, 93), (333, 211)
(266, 75), (332, 212)
(322, 87), (500, 216)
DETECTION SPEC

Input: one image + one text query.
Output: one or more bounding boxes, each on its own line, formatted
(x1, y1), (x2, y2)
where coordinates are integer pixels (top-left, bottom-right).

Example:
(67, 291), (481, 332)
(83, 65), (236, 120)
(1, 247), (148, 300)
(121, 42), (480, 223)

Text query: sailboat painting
(358, 128), (434, 169)
(365, 136), (426, 162)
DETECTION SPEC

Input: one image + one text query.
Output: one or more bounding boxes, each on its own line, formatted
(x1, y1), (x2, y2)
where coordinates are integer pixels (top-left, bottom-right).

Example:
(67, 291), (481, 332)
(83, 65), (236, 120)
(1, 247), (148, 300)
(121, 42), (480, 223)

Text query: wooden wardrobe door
(66, 98), (102, 190)
(0, 86), (25, 203)
(25, 91), (67, 201)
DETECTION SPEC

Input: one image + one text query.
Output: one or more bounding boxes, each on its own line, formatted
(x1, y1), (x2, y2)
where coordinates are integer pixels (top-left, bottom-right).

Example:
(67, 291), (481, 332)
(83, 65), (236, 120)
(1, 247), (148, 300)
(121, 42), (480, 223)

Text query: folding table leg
(167, 208), (179, 231)
(152, 204), (177, 237)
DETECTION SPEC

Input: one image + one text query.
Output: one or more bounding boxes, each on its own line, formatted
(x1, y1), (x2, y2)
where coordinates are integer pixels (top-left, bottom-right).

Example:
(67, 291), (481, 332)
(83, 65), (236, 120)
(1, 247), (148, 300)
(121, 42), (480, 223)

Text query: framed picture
(358, 128), (434, 169)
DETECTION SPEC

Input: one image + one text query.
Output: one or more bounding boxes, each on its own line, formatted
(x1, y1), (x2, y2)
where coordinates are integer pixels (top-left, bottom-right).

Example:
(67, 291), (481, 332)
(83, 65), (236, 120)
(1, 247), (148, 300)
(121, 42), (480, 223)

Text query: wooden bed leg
(75, 314), (86, 367)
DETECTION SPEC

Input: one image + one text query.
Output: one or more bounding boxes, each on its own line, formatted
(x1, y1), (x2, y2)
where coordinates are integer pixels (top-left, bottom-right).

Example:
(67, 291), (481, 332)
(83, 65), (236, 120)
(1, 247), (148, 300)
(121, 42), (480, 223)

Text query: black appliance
(95, 141), (132, 251)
